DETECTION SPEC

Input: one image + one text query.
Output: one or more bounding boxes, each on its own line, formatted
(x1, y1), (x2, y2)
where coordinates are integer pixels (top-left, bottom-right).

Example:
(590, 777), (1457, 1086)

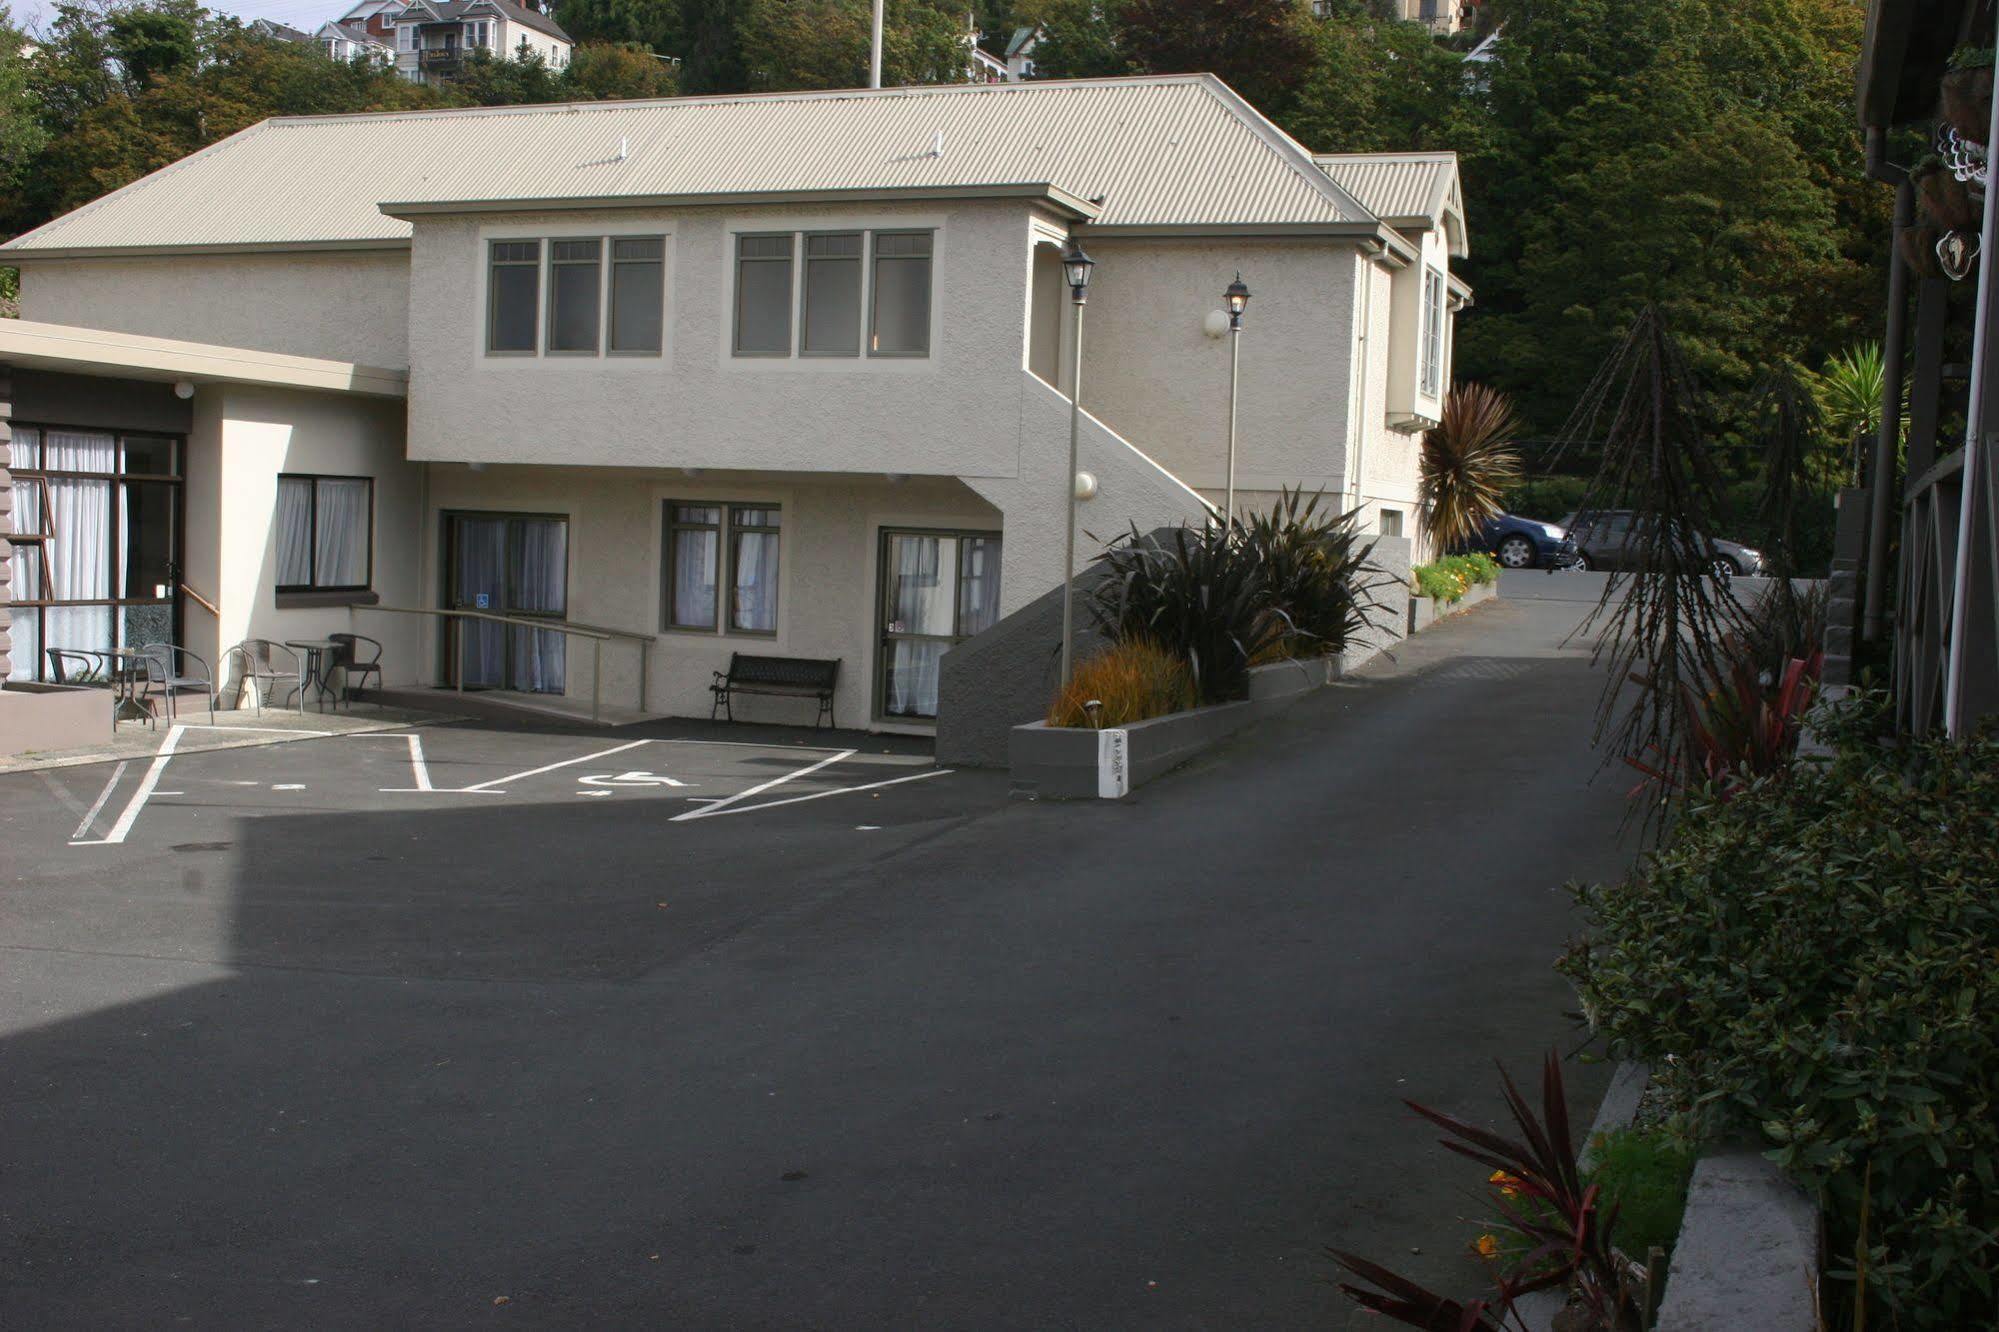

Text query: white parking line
(669, 748), (856, 822)
(72, 726), (183, 847)
(455, 738), (655, 794)
(353, 731), (436, 792)
(66, 761), (129, 841)
(688, 768), (952, 819)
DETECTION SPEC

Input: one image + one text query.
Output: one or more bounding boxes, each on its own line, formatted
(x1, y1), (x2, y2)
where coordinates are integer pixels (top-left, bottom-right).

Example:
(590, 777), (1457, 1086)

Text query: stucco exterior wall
(189, 384), (423, 700)
(419, 466), (1000, 729)
(1075, 237), (1356, 513)
(404, 200), (1037, 478)
(15, 251), (411, 367)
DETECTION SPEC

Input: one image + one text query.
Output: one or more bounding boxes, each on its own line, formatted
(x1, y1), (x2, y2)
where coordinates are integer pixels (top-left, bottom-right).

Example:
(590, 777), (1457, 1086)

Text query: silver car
(1562, 510), (1764, 581)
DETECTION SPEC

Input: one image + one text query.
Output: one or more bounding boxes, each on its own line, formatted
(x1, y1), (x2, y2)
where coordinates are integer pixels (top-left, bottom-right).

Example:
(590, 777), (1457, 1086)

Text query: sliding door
(876, 529), (1001, 721)
(5, 425), (182, 682)
(443, 511), (568, 693)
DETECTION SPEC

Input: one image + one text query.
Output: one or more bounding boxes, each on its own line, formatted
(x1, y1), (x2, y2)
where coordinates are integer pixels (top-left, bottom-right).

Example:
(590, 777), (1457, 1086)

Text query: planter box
(1011, 700), (1254, 798)
(0, 682), (112, 757)
(1012, 657), (1346, 798)
(1408, 576), (1499, 633)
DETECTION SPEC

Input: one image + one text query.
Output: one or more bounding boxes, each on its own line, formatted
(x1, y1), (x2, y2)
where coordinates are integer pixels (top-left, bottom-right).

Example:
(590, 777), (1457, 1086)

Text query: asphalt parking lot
(29, 722), (957, 851)
(0, 581), (1633, 1327)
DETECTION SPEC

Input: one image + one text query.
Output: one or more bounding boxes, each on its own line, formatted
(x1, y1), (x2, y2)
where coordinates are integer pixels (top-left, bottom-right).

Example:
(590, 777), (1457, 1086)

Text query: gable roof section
(410, 0), (570, 43)
(1312, 151), (1467, 257)
(3, 76), (1387, 259)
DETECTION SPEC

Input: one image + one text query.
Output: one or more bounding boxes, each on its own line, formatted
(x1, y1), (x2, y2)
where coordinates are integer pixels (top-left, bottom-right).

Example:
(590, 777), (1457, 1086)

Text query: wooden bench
(710, 653), (840, 728)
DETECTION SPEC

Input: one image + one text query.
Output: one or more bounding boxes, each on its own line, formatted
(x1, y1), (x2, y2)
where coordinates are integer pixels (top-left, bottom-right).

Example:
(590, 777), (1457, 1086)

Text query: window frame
(275, 472), (376, 595)
(607, 235), (667, 357)
(873, 526), (1002, 723)
(1420, 266), (1445, 399)
(867, 229), (934, 359)
(486, 238), (543, 357)
(544, 235), (604, 357)
(798, 230), (865, 358)
(660, 501), (782, 637)
(732, 233), (796, 358)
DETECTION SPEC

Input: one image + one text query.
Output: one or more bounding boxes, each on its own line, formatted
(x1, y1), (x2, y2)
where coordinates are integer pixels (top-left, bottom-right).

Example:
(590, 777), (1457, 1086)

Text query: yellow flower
(1474, 1234), (1500, 1259)
(1488, 1169), (1523, 1198)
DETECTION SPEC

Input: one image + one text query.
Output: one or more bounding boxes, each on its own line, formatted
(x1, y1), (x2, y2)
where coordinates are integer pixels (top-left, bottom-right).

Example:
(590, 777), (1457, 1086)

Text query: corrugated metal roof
(1312, 151), (1465, 255)
(4, 75), (1380, 256)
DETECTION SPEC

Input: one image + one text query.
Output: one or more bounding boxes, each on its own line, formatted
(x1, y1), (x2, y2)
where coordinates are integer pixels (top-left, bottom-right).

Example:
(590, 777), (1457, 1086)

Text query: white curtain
(884, 535), (955, 718)
(732, 530), (780, 632)
(7, 430), (39, 679)
(887, 640), (945, 718)
(276, 478), (313, 586)
(957, 536), (1002, 638)
(43, 430), (115, 662)
(508, 518), (567, 694)
(672, 525), (718, 628)
(313, 479), (370, 587)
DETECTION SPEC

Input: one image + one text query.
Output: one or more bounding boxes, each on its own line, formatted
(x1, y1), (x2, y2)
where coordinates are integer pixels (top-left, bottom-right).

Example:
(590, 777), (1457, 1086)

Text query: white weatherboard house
(0, 75), (1467, 738)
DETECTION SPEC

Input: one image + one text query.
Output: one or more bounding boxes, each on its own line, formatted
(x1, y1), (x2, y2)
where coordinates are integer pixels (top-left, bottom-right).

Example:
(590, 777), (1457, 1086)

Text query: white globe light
(1203, 310), (1230, 339)
(1073, 470), (1098, 501)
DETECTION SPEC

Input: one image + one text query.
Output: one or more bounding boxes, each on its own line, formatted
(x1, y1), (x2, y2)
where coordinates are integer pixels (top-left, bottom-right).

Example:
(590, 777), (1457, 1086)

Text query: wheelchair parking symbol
(578, 771), (693, 789)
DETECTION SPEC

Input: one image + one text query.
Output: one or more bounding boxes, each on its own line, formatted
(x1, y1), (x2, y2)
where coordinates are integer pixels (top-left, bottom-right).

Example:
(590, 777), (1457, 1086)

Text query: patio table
(284, 639), (342, 714)
(104, 647), (158, 725)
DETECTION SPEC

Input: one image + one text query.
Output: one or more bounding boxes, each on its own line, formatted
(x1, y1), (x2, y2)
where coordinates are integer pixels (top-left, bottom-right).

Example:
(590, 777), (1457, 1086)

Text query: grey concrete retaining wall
(1656, 1152), (1819, 1332)
(0, 683), (112, 757)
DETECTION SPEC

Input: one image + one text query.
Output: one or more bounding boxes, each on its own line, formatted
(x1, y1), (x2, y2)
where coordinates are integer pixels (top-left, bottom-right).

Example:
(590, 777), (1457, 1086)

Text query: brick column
(0, 364), (13, 686)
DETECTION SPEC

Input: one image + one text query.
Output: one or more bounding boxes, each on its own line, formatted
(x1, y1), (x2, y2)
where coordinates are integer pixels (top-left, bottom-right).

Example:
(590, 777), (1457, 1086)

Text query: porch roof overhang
(1858, 0), (1976, 129)
(0, 320), (408, 399)
(379, 181), (1103, 223)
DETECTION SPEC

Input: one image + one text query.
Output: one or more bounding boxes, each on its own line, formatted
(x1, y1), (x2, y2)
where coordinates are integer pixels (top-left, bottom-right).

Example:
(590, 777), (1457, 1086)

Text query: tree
(454, 46), (563, 104)
(737, 0), (968, 91)
(562, 41), (679, 99)
(556, 0), (685, 60)
(107, 0), (202, 91)
(1116, 0), (1314, 114)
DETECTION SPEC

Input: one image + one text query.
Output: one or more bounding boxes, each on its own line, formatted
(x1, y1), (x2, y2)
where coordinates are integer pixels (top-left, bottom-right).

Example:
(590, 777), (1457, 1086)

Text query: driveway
(0, 576), (1633, 1328)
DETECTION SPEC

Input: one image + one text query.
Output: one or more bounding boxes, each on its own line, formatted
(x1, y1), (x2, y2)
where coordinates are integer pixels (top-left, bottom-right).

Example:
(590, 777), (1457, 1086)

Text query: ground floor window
(877, 529), (1001, 721)
(5, 424), (182, 682)
(663, 502), (781, 635)
(277, 474), (374, 592)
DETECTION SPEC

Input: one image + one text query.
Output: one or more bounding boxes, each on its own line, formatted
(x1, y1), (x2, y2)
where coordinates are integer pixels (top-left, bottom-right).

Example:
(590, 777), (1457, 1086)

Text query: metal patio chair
(224, 638), (302, 715)
(327, 633), (383, 707)
(136, 642), (216, 724)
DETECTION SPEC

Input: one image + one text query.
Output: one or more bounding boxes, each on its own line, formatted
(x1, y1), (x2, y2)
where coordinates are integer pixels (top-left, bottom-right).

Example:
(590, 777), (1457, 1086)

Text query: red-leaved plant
(1329, 1054), (1646, 1332)
(1625, 646), (1824, 799)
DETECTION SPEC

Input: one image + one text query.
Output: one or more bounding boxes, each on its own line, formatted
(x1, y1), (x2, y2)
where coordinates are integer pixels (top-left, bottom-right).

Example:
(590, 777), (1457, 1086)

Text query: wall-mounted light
(1073, 470), (1098, 501)
(1203, 310), (1230, 340)
(680, 466), (703, 478)
(173, 380), (195, 400)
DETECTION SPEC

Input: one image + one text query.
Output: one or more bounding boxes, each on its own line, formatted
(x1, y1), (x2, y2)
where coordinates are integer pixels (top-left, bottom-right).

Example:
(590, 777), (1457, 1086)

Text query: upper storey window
(485, 235), (665, 358)
(732, 228), (933, 360)
(1420, 267), (1445, 399)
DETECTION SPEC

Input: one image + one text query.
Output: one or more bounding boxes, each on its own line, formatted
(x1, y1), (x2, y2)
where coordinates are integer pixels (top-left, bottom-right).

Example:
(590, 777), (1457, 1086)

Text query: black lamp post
(1059, 239), (1095, 688)
(1223, 272), (1251, 522)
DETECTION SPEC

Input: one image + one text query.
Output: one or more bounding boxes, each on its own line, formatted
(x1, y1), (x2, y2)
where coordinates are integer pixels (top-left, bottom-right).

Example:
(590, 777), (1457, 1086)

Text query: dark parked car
(1562, 509), (1764, 580)
(1462, 512), (1582, 570)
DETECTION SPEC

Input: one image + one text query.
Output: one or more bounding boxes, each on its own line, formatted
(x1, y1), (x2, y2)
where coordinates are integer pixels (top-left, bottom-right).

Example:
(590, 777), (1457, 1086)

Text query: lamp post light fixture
(1222, 272), (1251, 525)
(1059, 238), (1096, 688)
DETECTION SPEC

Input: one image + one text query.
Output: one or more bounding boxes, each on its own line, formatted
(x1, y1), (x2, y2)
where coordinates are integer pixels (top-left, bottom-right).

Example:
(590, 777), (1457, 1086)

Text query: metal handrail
(352, 603), (652, 724)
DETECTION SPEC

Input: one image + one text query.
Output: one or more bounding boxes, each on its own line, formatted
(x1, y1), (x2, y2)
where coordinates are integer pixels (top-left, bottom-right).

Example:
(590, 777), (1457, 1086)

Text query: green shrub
(1088, 494), (1384, 702)
(1412, 553), (1500, 604)
(1045, 638), (1197, 728)
(1560, 722), (1999, 1328)
(1501, 474), (1594, 523)
(1087, 519), (1288, 704)
(1238, 488), (1384, 660)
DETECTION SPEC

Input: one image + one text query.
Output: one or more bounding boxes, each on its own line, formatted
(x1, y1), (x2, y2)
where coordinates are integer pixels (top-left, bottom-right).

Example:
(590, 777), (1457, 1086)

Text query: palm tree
(1419, 383), (1523, 550)
(1812, 342), (1901, 487)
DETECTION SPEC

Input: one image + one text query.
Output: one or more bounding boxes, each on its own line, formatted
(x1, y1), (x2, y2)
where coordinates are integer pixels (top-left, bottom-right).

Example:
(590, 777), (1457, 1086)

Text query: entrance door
(877, 529), (1001, 720)
(443, 511), (568, 693)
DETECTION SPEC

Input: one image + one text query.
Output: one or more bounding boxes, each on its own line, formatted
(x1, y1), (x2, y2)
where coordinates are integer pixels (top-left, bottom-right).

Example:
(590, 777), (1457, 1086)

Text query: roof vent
(929, 130), (943, 158)
(617, 136), (628, 161)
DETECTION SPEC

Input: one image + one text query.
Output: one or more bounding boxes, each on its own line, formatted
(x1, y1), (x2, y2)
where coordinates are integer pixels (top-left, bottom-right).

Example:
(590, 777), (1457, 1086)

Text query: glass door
(443, 512), (567, 693)
(877, 529), (1001, 720)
